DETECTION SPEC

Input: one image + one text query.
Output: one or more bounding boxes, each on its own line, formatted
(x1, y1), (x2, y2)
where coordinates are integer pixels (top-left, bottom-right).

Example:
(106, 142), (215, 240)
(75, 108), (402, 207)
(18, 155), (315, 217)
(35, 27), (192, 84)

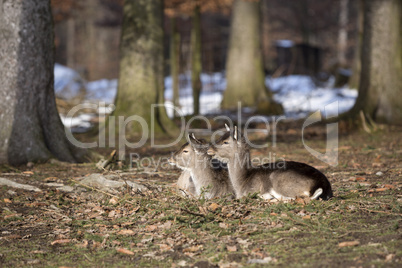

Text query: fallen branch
(69, 178), (135, 205)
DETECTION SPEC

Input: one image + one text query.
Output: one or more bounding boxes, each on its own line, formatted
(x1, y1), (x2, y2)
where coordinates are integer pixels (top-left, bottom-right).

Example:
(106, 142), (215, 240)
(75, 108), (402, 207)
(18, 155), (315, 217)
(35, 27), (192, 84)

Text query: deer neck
(190, 153), (217, 195)
(227, 147), (250, 197)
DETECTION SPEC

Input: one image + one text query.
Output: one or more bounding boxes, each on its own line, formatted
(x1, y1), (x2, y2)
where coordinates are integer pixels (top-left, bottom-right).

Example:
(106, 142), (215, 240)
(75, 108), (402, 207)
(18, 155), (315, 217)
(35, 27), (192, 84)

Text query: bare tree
(347, 0), (402, 124)
(0, 0), (87, 165)
(112, 0), (178, 136)
(222, 0), (283, 114)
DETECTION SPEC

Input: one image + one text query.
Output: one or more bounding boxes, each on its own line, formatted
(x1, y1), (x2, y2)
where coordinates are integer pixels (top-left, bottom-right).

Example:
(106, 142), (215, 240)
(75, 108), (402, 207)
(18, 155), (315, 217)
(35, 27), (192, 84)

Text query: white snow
(275, 40), (295, 48)
(54, 63), (85, 100)
(266, 75), (357, 118)
(54, 64), (357, 131)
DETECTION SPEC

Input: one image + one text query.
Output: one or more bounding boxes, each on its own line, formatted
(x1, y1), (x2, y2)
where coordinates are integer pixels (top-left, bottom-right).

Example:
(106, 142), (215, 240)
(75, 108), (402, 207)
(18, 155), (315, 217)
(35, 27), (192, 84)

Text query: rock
(376, 171), (384, 176)
(56, 186), (75, 193)
(0, 177), (41, 192)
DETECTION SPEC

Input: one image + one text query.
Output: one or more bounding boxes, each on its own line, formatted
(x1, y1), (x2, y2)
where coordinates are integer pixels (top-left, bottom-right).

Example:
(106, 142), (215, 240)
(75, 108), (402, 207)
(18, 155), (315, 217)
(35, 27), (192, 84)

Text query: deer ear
(234, 126), (238, 141)
(225, 123), (230, 131)
(188, 133), (195, 143)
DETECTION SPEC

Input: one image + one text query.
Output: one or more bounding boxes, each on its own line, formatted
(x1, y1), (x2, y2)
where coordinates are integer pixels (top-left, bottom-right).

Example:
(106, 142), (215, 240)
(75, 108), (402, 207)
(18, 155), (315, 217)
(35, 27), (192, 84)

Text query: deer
(176, 170), (196, 197)
(207, 125), (333, 201)
(169, 134), (234, 199)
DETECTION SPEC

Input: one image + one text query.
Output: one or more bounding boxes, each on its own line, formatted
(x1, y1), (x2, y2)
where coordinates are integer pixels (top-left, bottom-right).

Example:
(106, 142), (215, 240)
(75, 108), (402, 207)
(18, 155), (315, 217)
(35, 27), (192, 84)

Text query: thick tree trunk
(348, 0), (402, 124)
(170, 17), (180, 116)
(191, 5), (202, 115)
(222, 0), (283, 114)
(113, 0), (177, 136)
(349, 0), (364, 90)
(0, 0), (87, 165)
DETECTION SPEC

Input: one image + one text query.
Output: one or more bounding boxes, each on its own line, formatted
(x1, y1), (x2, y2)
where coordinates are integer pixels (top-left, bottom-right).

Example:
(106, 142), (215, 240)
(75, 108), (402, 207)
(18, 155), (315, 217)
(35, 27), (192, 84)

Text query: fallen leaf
(117, 229), (135, 235)
(368, 188), (387, 193)
(227, 245), (237, 252)
(117, 248), (135, 255)
(183, 245), (202, 252)
(44, 177), (57, 182)
(384, 184), (395, 189)
(75, 240), (89, 248)
(109, 197), (119, 205)
(385, 253), (395, 262)
(302, 215), (311, 220)
(30, 250), (47, 254)
(270, 212), (277, 216)
(338, 241), (360, 247)
(108, 210), (116, 218)
(158, 244), (172, 251)
(219, 222), (228, 229)
(295, 197), (306, 205)
(355, 177), (366, 181)
(4, 214), (20, 219)
(23, 171), (34, 175)
(160, 221), (172, 230)
(4, 198), (12, 203)
(177, 260), (187, 267)
(146, 225), (157, 232)
(51, 239), (71, 245)
(208, 203), (220, 211)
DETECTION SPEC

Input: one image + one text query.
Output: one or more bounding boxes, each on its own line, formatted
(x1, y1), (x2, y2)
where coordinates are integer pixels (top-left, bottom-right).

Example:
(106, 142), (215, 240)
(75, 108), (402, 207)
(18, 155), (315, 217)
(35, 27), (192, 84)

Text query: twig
(360, 110), (371, 133)
(360, 207), (401, 216)
(69, 178), (135, 205)
(285, 213), (313, 228)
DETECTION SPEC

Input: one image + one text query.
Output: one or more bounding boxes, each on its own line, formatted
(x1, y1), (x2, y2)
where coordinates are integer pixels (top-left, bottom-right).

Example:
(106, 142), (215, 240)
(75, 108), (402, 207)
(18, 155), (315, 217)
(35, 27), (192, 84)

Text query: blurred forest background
(52, 0), (357, 81)
(0, 0), (401, 164)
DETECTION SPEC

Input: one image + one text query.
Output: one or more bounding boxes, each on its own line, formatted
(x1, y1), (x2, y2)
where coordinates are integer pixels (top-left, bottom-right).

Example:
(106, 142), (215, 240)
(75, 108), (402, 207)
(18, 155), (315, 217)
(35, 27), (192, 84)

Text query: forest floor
(0, 123), (401, 267)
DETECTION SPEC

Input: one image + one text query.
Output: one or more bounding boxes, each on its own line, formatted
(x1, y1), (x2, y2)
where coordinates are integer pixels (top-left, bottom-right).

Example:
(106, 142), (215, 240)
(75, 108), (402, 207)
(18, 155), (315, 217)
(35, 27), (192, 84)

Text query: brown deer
(207, 125), (333, 200)
(169, 134), (234, 199)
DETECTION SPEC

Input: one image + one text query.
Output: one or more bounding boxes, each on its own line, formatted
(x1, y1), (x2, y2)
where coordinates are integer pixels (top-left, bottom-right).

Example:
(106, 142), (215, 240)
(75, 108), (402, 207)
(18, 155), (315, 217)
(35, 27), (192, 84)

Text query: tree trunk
(191, 5), (202, 115)
(112, 0), (177, 136)
(349, 0), (364, 90)
(222, 0), (283, 114)
(348, 0), (402, 124)
(170, 16), (181, 116)
(337, 0), (349, 67)
(0, 0), (87, 165)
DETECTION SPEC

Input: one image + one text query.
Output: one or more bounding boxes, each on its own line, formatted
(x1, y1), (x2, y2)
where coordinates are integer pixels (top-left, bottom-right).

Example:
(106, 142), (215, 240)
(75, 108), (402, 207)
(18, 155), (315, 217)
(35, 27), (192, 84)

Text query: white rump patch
(270, 189), (293, 201)
(310, 188), (323, 200)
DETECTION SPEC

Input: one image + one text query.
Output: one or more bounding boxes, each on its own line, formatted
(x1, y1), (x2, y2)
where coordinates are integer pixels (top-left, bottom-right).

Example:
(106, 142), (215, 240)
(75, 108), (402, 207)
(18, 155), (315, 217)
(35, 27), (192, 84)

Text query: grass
(0, 126), (401, 267)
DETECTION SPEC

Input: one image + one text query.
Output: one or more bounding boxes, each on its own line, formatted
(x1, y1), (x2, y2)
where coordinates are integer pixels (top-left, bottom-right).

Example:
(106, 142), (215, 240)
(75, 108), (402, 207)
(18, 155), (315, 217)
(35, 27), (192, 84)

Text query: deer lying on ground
(169, 134), (234, 199)
(207, 125), (333, 200)
(176, 170), (196, 197)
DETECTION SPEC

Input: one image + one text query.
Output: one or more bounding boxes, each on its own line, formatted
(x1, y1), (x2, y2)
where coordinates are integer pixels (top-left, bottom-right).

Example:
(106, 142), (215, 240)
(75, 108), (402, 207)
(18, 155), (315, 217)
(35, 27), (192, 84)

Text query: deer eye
(183, 150), (189, 153)
(223, 141), (229, 144)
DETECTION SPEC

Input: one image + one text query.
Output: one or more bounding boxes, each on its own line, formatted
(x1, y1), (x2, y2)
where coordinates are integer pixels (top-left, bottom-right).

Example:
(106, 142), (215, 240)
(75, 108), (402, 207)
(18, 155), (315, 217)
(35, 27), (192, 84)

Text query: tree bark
(348, 0), (402, 124)
(0, 0), (87, 165)
(112, 0), (177, 136)
(170, 17), (181, 116)
(349, 0), (364, 90)
(191, 5), (202, 115)
(337, 0), (349, 67)
(222, 0), (283, 114)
